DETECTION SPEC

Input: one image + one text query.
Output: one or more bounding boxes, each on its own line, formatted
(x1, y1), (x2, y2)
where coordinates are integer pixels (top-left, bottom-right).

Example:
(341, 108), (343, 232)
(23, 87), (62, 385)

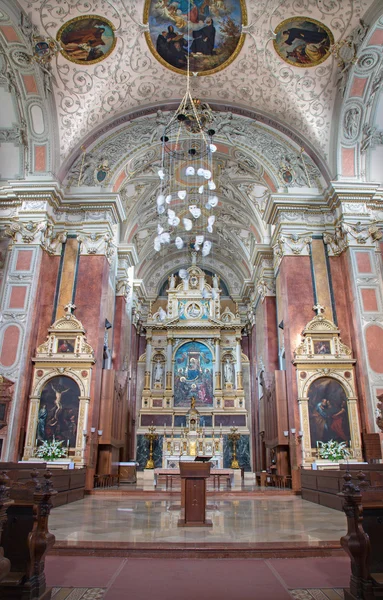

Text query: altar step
(51, 539), (341, 559)
(87, 488), (297, 498)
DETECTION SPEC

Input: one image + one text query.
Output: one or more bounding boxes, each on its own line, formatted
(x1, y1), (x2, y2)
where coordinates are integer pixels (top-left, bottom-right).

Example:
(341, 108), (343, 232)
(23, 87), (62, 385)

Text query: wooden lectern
(178, 461), (212, 527)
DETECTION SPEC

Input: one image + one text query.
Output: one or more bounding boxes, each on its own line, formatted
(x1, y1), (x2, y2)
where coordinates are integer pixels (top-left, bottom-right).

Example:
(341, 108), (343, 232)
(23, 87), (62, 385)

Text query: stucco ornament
(14, 0), (373, 160)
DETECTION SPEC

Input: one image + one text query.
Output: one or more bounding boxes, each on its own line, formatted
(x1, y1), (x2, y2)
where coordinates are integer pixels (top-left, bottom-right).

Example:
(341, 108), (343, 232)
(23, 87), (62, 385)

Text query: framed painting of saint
(57, 339), (75, 353)
(174, 341), (213, 407)
(273, 17), (333, 68)
(57, 16), (116, 65)
(37, 376), (80, 448)
(308, 377), (351, 448)
(313, 340), (331, 355)
(144, 0), (247, 75)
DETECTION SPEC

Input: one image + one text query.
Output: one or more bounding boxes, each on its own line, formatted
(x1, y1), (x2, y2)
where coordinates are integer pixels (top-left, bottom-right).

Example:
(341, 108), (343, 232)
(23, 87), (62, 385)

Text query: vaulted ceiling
(4, 0), (382, 298)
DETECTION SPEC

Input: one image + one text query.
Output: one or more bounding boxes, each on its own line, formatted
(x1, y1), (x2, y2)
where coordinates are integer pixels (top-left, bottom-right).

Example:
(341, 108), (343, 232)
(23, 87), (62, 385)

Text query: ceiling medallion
(273, 17), (334, 68)
(143, 0), (247, 76)
(56, 15), (116, 65)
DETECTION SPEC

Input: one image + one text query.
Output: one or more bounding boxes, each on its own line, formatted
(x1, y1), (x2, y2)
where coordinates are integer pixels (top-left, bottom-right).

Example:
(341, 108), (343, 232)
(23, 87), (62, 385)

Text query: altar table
(154, 468), (234, 490)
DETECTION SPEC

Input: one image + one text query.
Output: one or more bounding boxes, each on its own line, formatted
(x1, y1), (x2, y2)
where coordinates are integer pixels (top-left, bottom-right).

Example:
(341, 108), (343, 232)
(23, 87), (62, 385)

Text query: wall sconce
(284, 429), (303, 443)
(91, 427), (96, 433)
(98, 430), (103, 436)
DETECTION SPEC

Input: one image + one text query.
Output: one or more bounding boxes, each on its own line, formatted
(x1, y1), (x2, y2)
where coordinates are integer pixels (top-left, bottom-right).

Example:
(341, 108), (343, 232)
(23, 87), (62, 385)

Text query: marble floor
(49, 494), (347, 545)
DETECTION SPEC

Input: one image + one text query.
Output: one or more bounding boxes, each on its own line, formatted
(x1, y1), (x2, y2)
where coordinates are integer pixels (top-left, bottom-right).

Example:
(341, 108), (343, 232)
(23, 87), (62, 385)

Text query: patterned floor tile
(52, 588), (105, 600)
(290, 590), (344, 600)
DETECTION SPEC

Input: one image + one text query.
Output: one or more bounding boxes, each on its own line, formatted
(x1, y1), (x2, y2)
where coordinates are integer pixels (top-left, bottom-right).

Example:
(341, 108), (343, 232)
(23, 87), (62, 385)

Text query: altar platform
(48, 491), (346, 558)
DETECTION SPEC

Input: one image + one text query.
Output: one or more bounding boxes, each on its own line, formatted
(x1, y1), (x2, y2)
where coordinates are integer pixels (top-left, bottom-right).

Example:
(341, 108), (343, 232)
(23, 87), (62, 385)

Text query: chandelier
(153, 53), (218, 260)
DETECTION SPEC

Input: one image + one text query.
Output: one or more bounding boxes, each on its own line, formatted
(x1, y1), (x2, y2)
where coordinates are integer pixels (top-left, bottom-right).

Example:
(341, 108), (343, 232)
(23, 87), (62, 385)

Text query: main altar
(135, 264), (251, 470)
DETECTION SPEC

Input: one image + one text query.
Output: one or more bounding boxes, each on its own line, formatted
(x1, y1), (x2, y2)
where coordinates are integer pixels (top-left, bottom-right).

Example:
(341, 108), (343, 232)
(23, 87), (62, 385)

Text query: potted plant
(35, 438), (67, 462)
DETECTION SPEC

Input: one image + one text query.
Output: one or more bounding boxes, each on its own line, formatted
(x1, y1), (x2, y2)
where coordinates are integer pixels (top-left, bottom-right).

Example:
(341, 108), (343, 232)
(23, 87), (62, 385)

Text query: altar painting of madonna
(37, 376), (80, 448)
(174, 341), (213, 407)
(308, 377), (351, 448)
(144, 0), (247, 75)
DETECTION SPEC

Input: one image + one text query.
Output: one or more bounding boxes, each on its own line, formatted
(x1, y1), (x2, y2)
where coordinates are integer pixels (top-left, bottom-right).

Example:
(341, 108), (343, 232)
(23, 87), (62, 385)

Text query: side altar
(135, 265), (251, 471)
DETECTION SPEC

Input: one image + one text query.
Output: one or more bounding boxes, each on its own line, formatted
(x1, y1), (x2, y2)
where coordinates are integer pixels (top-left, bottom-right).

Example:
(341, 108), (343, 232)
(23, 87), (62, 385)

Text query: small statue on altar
(154, 359), (164, 384)
(224, 358), (233, 384)
(212, 273), (219, 289)
(168, 274), (176, 290)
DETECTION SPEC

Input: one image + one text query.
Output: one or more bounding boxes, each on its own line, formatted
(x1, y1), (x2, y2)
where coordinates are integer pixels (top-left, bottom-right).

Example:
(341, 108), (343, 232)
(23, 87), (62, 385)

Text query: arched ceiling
(3, 0), (382, 301)
(16, 0), (374, 165)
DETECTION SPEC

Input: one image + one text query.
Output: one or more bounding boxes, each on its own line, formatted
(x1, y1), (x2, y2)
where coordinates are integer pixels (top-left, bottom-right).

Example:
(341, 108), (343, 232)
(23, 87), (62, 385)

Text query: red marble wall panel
(35, 252), (60, 345)
(278, 256), (314, 486)
(75, 255), (110, 483)
(361, 288), (378, 312)
(356, 252), (372, 273)
(328, 255), (352, 348)
(15, 249), (33, 271)
(262, 171), (277, 193)
(34, 145), (46, 172)
(0, 325), (20, 367)
(341, 147), (356, 177)
(263, 296), (279, 372)
(8, 286), (26, 309)
(113, 170), (126, 192)
(0, 26), (20, 42)
(369, 28), (383, 46)
(22, 74), (38, 94)
(366, 325), (383, 373)
(349, 77), (367, 98)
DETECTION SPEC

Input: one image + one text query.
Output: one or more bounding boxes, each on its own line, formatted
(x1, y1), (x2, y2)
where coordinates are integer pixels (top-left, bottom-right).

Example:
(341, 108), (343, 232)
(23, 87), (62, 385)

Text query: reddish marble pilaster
(14, 251), (60, 459)
(75, 255), (110, 487)
(329, 253), (368, 434)
(277, 256), (314, 489)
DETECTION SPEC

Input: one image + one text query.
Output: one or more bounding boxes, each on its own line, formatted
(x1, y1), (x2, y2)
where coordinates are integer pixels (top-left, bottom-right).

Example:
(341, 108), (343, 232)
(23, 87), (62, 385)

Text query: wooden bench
(338, 470), (383, 600)
(0, 469), (56, 599)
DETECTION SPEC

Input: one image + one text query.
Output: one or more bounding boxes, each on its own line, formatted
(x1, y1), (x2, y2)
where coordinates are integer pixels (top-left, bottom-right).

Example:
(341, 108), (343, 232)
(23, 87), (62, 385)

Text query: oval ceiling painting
(273, 17), (334, 68)
(144, 0), (247, 76)
(57, 15), (116, 65)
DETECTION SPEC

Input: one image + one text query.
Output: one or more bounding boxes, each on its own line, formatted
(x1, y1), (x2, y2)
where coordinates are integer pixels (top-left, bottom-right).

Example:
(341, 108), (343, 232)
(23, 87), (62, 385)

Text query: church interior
(0, 0), (382, 598)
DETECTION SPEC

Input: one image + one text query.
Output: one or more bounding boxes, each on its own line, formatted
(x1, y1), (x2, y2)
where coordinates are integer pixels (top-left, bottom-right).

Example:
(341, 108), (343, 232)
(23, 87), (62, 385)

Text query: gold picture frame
(143, 0), (247, 76)
(56, 15), (117, 65)
(273, 16), (334, 68)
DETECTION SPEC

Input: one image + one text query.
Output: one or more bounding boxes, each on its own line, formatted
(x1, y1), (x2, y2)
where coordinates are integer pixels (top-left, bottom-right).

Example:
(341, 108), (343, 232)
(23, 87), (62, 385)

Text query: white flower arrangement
(35, 438), (67, 461)
(318, 439), (350, 462)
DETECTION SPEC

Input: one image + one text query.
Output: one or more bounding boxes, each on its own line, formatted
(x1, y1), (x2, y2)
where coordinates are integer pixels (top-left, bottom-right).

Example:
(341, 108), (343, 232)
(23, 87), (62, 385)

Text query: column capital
(272, 231), (313, 271)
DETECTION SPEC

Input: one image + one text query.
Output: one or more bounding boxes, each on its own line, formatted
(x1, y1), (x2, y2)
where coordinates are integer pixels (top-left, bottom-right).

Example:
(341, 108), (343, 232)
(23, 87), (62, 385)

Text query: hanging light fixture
(153, 4), (217, 260)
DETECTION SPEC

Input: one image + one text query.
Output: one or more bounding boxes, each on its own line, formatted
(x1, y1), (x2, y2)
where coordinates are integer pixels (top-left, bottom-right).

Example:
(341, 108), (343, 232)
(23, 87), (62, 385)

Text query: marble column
(166, 338), (173, 390)
(144, 337), (152, 390)
(215, 339), (221, 390)
(236, 337), (243, 390)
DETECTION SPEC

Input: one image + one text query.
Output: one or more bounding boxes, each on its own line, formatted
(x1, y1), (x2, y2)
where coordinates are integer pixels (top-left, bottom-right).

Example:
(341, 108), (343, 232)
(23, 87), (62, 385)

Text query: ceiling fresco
(17, 0), (373, 162)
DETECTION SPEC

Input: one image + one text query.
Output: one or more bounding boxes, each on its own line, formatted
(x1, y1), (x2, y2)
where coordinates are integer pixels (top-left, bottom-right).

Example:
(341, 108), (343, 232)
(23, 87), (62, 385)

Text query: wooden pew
(338, 470), (383, 600)
(0, 472), (12, 583)
(0, 470), (56, 600)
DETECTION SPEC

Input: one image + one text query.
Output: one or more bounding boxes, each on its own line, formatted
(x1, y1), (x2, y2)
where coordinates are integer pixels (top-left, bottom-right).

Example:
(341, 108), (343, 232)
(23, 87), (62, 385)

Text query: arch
(302, 370), (355, 400)
(59, 103), (332, 186)
(33, 369), (87, 398)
